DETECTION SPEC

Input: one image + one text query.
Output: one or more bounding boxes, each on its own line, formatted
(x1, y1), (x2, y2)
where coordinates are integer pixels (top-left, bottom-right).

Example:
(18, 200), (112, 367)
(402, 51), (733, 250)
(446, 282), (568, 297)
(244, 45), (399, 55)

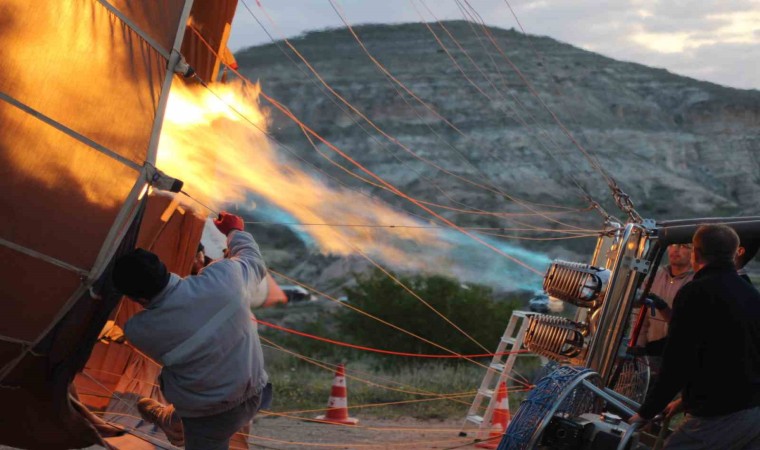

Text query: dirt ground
(1, 417), (491, 450)
(246, 416), (487, 449)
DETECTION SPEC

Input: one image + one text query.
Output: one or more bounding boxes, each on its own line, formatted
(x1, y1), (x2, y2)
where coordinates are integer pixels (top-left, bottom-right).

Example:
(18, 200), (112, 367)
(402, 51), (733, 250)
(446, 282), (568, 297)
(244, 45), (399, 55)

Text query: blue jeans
(180, 384), (272, 450)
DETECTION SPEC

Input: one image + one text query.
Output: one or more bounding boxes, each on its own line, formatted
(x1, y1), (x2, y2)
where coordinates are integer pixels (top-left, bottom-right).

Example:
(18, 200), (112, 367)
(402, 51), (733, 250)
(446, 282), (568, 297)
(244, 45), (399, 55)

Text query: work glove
(643, 293), (669, 316)
(214, 212), (244, 235)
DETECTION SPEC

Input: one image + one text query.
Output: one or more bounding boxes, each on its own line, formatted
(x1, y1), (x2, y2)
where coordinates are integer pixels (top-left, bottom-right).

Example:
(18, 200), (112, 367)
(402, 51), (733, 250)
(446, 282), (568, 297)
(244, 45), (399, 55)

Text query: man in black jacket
(630, 224), (760, 449)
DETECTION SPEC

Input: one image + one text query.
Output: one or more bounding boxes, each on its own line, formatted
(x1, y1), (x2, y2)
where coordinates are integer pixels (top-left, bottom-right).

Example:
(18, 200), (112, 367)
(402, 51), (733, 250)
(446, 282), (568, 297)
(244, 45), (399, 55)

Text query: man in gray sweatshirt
(634, 243), (694, 379)
(113, 212), (271, 450)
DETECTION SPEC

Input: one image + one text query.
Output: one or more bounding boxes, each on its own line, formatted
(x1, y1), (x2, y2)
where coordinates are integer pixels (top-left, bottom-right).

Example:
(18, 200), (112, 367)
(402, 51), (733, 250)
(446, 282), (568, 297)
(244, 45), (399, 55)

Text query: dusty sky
(228, 0), (759, 90)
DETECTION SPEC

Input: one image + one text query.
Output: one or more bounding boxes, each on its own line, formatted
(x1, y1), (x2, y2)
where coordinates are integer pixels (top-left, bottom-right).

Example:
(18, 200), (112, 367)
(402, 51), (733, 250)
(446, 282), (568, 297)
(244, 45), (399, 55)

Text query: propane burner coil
(524, 315), (585, 362)
(543, 260), (610, 308)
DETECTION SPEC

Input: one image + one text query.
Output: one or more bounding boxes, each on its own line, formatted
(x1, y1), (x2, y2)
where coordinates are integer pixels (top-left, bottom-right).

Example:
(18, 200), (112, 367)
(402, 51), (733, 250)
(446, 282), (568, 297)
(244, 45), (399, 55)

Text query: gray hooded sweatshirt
(125, 230), (269, 418)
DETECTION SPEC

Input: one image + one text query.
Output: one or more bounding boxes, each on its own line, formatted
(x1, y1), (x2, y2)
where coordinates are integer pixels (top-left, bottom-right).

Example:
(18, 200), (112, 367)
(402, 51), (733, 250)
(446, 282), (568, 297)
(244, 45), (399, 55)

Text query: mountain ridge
(233, 21), (760, 288)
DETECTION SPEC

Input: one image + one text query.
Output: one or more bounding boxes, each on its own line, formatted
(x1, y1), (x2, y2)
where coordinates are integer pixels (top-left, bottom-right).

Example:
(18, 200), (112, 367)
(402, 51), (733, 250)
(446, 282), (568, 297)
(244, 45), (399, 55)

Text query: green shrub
(337, 269), (519, 356)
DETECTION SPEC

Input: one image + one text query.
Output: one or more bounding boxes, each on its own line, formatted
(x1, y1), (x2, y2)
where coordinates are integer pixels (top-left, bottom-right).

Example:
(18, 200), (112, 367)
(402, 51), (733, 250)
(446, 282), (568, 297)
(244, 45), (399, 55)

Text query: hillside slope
(234, 21), (760, 287)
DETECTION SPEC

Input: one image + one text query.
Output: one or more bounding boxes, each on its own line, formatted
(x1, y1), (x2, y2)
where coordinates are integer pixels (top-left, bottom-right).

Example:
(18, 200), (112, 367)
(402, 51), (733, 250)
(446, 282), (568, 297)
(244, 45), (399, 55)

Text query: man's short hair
(113, 249), (170, 300)
(693, 224), (740, 266)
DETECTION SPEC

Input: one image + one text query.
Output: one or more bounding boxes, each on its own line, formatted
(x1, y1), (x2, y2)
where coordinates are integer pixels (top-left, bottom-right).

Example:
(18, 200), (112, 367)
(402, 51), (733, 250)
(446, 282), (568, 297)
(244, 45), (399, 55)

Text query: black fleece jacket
(639, 262), (760, 419)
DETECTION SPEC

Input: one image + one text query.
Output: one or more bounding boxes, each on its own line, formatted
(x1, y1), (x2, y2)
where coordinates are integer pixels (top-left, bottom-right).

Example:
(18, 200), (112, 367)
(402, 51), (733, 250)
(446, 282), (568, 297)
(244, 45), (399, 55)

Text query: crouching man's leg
(181, 393), (263, 450)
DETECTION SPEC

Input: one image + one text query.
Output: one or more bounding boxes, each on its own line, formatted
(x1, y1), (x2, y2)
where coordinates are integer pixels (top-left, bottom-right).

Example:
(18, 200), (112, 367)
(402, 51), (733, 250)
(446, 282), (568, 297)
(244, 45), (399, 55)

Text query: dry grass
(261, 348), (543, 420)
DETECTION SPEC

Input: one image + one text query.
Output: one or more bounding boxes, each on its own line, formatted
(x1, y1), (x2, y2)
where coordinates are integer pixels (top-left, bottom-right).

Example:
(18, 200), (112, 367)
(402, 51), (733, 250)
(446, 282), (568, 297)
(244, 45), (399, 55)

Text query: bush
(337, 269), (518, 356)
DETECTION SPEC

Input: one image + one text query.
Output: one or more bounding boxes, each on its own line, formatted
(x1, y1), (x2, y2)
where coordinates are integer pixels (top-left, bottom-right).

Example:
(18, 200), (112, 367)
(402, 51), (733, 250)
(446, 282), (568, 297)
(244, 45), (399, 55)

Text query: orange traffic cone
(476, 381), (511, 449)
(315, 363), (359, 425)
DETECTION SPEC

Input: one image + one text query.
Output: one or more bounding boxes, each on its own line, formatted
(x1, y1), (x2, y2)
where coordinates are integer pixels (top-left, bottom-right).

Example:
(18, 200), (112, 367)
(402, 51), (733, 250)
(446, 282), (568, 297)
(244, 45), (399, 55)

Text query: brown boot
(136, 398), (184, 447)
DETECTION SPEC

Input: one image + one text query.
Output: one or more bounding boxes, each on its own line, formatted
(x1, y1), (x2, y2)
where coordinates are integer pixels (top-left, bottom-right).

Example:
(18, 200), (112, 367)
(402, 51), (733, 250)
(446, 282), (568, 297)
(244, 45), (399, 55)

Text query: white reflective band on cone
(327, 397), (347, 408)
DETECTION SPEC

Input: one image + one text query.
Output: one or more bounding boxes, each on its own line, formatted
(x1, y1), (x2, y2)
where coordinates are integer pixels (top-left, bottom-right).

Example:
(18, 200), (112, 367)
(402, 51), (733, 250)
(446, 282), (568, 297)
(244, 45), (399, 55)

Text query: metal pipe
(628, 243), (664, 349)
(145, 0), (196, 165)
(616, 420), (643, 450)
(658, 216), (760, 227)
(586, 224), (647, 382)
(581, 380), (636, 417)
(658, 219), (760, 246)
(602, 387), (641, 411)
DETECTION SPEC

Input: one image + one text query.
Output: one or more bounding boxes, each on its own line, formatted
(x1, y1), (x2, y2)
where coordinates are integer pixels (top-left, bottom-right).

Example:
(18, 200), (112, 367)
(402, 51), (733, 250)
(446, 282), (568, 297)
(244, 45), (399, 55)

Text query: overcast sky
(228, 0), (759, 91)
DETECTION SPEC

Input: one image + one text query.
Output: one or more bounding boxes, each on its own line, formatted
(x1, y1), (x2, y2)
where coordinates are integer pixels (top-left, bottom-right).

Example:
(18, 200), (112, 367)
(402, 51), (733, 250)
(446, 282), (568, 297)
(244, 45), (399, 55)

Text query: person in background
(191, 242), (213, 275)
(629, 224), (760, 449)
(633, 244), (694, 379)
(112, 212), (272, 450)
(736, 238), (759, 285)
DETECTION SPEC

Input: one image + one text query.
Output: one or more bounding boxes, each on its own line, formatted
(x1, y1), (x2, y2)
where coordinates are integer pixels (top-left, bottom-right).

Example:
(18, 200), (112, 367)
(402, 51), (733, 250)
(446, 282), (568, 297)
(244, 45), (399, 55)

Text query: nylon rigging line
(328, 0), (601, 230)
(263, 383), (531, 418)
(437, 0), (605, 215)
(478, 230), (601, 241)
(239, 15), (583, 232)
(495, 0), (621, 223)
(244, 220), (600, 234)
(192, 73), (545, 276)
(186, 21), (597, 237)
(295, 107), (592, 223)
(183, 25), (512, 229)
(236, 6), (553, 224)
(268, 269), (534, 388)
(78, 370), (180, 449)
(448, 0), (608, 201)
(343, 238), (497, 354)
(83, 317), (529, 445)
(416, 0), (615, 223)
(297, 122), (598, 232)
(259, 339), (532, 423)
(261, 90), (545, 274)
(269, 267), (533, 384)
(185, 20), (590, 235)
(458, 0), (643, 222)
(116, 303), (536, 402)
(256, 318), (530, 358)
(181, 184), (539, 388)
(259, 345), (479, 410)
(119, 263), (538, 396)
(182, 179), (597, 239)
(260, 336), (503, 399)
(91, 338), (482, 423)
(260, 395), (481, 422)
(327, 0), (465, 137)
(169, 77), (439, 231)
(177, 31), (564, 398)
(183, 29), (551, 388)
(296, 107), (586, 234)
(246, 1), (596, 227)
(458, 0), (614, 185)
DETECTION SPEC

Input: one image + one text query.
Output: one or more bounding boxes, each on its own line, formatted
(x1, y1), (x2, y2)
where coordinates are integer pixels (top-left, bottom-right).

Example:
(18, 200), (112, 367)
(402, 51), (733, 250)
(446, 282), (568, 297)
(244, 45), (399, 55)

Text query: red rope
(254, 318), (529, 359)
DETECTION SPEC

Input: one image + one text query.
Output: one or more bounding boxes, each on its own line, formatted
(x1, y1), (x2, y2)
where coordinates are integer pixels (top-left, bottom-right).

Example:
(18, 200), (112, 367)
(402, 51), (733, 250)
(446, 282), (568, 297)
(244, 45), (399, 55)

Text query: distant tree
(337, 269), (518, 357)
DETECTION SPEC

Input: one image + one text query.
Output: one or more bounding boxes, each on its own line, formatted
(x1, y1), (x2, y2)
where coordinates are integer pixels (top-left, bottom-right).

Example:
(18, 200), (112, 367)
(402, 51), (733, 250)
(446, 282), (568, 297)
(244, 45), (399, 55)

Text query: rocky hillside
(234, 22), (760, 287)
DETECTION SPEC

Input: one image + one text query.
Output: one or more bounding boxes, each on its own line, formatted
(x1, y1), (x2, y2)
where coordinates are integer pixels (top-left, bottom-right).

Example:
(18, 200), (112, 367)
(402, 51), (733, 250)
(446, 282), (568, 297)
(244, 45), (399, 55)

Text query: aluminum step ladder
(460, 310), (534, 440)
